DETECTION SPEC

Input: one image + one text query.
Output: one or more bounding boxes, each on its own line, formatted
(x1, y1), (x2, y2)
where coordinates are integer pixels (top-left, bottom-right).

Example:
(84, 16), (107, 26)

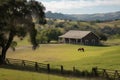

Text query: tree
(36, 30), (48, 44)
(0, 0), (46, 64)
(55, 22), (65, 28)
(46, 28), (62, 43)
(98, 33), (108, 41)
(37, 28), (62, 43)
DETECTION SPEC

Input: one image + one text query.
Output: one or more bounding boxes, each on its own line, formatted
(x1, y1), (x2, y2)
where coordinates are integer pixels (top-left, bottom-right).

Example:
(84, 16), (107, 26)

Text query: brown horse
(78, 48), (84, 52)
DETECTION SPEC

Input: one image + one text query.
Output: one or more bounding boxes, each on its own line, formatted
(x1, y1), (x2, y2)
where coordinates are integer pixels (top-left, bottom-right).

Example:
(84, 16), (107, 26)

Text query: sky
(37, 0), (120, 14)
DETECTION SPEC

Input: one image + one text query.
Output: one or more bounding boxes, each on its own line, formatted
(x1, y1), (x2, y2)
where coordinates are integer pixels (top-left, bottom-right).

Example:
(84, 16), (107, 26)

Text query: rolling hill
(45, 11), (120, 21)
(45, 11), (76, 20)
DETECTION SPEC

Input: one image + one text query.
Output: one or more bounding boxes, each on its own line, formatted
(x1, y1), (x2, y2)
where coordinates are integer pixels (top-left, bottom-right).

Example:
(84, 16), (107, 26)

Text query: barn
(59, 30), (100, 45)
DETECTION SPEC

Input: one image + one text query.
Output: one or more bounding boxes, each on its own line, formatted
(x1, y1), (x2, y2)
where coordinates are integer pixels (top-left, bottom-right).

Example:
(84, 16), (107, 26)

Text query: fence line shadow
(0, 58), (119, 80)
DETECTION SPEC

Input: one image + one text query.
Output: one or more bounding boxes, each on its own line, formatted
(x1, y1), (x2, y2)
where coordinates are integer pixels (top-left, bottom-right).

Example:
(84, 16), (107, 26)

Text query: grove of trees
(41, 19), (120, 41)
(37, 28), (62, 43)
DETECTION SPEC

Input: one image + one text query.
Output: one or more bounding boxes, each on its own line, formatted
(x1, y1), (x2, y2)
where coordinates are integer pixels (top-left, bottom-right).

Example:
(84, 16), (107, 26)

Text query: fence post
(73, 66), (76, 76)
(47, 64), (50, 73)
(22, 60), (25, 66)
(73, 66), (76, 72)
(61, 65), (64, 74)
(114, 70), (120, 80)
(35, 62), (38, 71)
(92, 67), (98, 77)
(102, 69), (109, 79)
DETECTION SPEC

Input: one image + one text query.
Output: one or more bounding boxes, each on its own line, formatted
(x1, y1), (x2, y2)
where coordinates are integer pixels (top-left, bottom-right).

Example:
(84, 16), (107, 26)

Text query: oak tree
(0, 0), (46, 64)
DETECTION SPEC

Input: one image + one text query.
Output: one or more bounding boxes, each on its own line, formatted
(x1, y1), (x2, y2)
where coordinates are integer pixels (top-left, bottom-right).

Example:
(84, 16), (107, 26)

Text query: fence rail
(97, 68), (120, 80)
(4, 58), (120, 80)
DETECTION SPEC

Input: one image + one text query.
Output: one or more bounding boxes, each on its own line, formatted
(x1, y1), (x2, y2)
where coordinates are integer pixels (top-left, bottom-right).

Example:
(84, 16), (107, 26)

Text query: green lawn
(104, 38), (120, 45)
(6, 43), (120, 71)
(0, 68), (85, 80)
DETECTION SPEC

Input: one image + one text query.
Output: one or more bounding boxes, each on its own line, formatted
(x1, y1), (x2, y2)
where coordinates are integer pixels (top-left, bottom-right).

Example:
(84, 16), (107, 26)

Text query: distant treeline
(36, 19), (120, 43)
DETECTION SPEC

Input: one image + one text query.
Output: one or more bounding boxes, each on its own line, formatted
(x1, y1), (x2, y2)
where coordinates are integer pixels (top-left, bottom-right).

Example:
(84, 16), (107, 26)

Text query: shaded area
(1, 58), (119, 80)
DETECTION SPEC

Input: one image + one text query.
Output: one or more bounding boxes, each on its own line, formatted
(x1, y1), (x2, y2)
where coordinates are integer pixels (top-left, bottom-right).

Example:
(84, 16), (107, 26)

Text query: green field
(0, 67), (85, 80)
(6, 43), (120, 70)
(2, 38), (120, 80)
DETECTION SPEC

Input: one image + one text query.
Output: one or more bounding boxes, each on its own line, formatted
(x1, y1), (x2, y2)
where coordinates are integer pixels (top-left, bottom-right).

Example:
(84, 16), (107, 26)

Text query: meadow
(0, 38), (119, 80)
(0, 67), (85, 80)
(6, 41), (120, 71)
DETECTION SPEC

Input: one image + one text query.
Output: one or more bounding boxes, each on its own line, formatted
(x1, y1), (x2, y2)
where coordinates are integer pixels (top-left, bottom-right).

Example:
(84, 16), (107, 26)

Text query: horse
(78, 48), (84, 52)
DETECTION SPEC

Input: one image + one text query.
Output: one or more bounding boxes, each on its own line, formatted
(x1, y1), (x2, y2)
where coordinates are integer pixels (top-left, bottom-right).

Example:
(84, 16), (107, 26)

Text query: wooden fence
(5, 58), (120, 80)
(97, 68), (120, 80)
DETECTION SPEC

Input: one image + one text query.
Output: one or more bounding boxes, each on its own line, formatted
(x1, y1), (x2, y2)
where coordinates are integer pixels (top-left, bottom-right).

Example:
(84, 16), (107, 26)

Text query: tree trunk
(0, 31), (14, 64)
(0, 48), (7, 64)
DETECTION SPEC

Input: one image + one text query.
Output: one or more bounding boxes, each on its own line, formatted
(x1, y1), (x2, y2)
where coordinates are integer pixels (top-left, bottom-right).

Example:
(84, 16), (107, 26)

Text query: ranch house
(59, 30), (100, 45)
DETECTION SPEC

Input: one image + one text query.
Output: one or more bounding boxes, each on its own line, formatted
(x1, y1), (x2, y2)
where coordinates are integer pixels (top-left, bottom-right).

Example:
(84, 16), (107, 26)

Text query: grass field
(2, 38), (120, 80)
(6, 43), (120, 71)
(0, 67), (86, 80)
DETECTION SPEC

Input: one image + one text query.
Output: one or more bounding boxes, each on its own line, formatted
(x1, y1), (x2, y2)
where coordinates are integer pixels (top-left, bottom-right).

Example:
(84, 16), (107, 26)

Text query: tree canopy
(37, 28), (62, 43)
(0, 0), (46, 64)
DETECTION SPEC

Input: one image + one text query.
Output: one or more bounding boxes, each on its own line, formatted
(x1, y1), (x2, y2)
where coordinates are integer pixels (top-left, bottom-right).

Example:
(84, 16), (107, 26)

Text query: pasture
(6, 43), (120, 71)
(0, 67), (84, 80)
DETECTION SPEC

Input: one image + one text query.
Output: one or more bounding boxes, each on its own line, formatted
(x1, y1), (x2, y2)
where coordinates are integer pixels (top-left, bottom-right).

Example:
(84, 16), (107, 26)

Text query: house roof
(59, 30), (91, 39)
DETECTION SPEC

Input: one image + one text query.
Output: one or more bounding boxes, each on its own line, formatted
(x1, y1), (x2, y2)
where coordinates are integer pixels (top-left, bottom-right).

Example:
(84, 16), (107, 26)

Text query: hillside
(45, 11), (120, 21)
(45, 11), (76, 20)
(96, 20), (120, 28)
(71, 11), (120, 21)
(44, 19), (120, 38)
